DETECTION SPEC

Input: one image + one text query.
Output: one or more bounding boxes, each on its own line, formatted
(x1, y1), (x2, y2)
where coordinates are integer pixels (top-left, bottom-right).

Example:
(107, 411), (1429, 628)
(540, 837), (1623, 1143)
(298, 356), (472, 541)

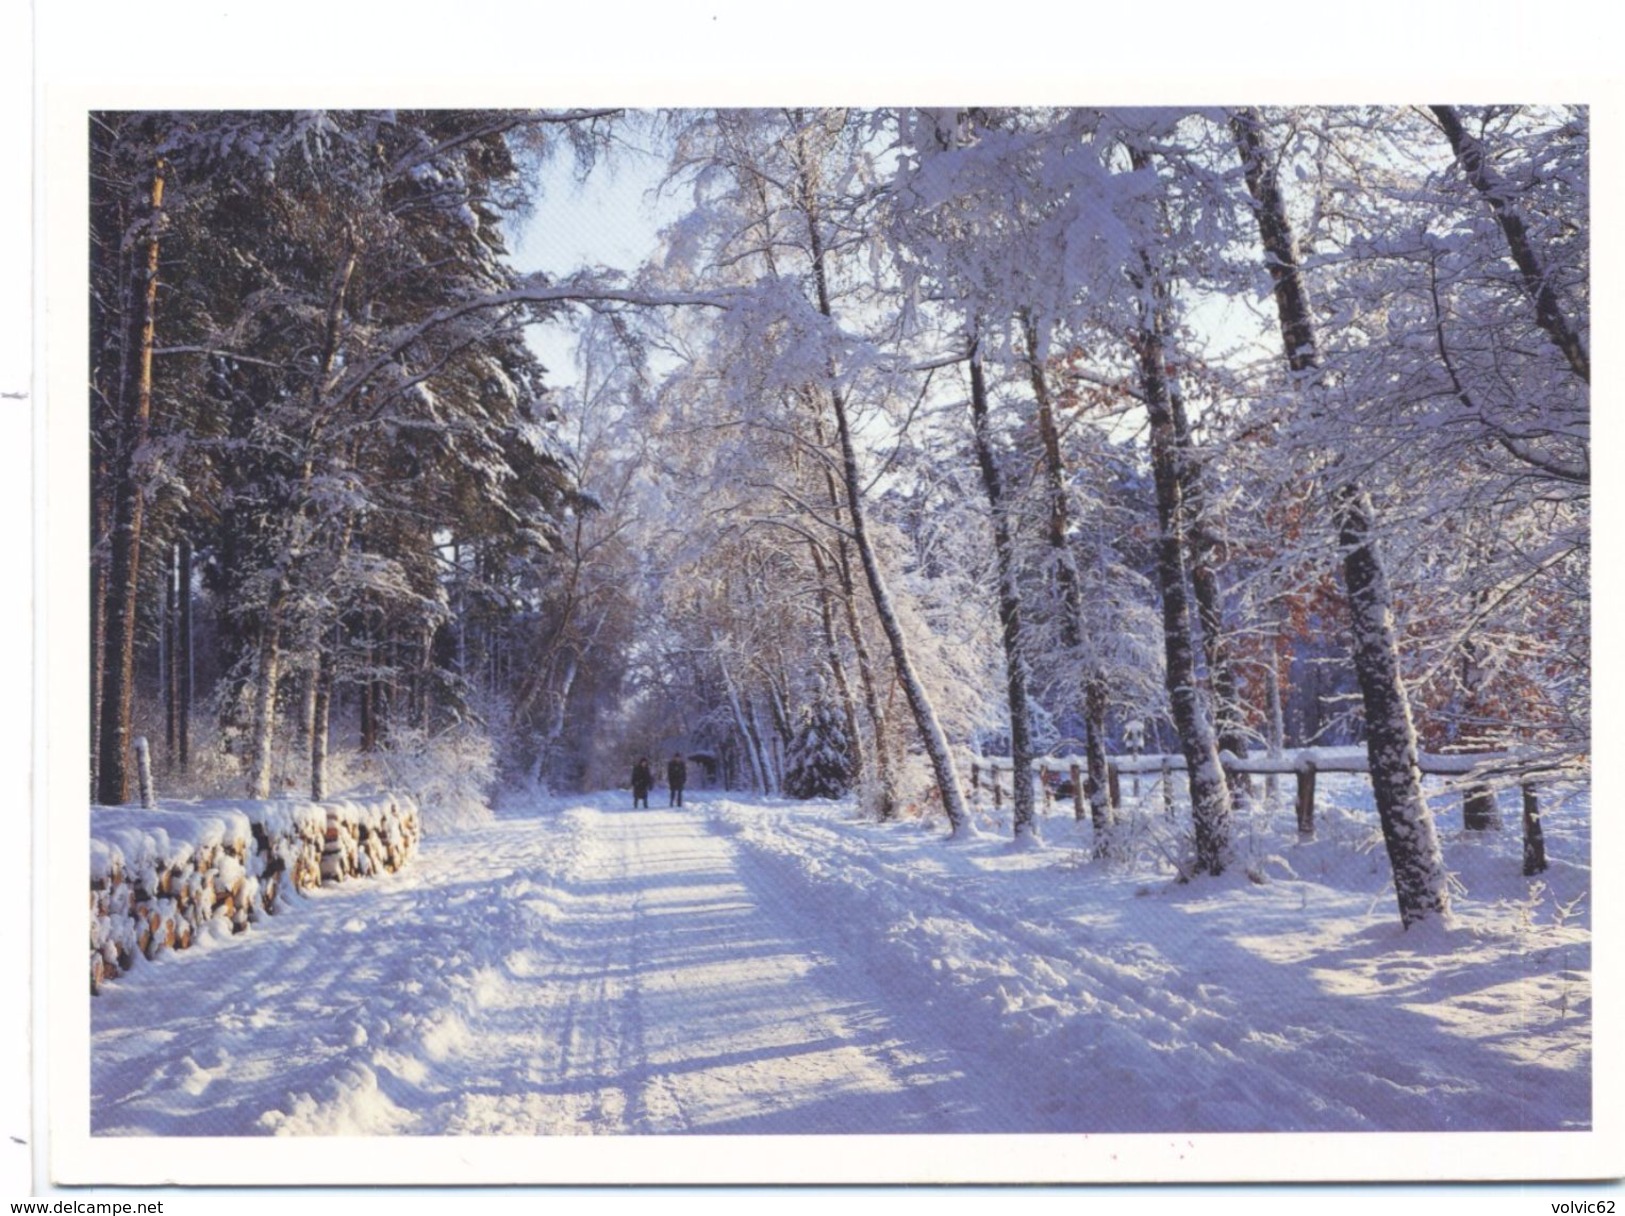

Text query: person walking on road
(667, 754), (688, 806)
(631, 756), (653, 809)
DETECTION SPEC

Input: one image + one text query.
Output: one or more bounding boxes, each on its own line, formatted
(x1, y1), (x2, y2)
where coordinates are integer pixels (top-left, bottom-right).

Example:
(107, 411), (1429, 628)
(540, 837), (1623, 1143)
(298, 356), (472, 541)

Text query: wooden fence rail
(968, 747), (1550, 875)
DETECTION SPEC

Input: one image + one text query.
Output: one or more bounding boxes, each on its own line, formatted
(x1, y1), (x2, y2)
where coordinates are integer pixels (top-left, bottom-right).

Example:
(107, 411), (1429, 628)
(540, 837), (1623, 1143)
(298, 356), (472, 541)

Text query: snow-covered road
(93, 797), (1028, 1135)
(92, 785), (1591, 1137)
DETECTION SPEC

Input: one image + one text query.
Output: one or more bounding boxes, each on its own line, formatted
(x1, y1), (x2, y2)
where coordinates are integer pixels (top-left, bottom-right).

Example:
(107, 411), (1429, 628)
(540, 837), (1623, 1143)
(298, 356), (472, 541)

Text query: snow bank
(90, 791), (420, 993)
(89, 787), (1590, 1141)
(705, 777), (1592, 1133)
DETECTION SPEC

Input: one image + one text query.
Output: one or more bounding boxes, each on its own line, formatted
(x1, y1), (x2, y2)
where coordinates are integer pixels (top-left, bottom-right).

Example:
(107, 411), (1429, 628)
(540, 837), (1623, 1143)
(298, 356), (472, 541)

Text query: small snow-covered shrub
(327, 723), (495, 833)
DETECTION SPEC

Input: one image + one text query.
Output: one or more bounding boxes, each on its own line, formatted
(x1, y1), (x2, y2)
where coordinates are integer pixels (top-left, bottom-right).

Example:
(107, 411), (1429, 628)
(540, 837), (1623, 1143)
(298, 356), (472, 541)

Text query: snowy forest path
(91, 795), (1029, 1135)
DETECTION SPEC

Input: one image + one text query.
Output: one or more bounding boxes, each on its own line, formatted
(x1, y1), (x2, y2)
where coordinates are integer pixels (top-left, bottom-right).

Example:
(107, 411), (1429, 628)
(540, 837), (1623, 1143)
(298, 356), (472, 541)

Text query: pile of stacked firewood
(251, 800), (335, 906)
(91, 793), (420, 994)
(319, 793), (421, 882)
(90, 811), (258, 993)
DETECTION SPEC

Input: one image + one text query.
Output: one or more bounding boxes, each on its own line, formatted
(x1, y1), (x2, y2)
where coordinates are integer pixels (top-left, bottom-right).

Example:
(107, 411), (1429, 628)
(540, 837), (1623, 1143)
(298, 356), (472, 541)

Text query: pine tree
(783, 694), (854, 800)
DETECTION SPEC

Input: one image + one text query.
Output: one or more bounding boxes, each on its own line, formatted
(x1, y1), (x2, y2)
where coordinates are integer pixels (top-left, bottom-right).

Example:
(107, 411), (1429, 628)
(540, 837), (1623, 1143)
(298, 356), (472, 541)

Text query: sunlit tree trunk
(811, 420), (897, 820)
(310, 640), (332, 801)
(1232, 106), (1449, 926)
(967, 337), (1037, 840)
(247, 590), (285, 800)
(794, 121), (969, 834)
(96, 160), (165, 806)
(717, 640), (767, 792)
(748, 696), (778, 793)
(535, 650), (581, 793)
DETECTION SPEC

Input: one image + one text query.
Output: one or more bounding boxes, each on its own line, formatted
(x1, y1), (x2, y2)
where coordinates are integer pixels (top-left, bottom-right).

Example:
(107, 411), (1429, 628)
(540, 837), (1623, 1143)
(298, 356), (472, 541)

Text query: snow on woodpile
(319, 792), (422, 883)
(90, 792), (419, 994)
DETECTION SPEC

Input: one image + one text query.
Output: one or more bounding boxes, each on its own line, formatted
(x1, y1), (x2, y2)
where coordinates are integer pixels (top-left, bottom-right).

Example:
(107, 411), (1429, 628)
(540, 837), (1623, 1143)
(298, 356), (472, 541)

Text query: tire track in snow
(712, 803), (1383, 1130)
(92, 795), (1043, 1136)
(102, 793), (1503, 1136)
(716, 811), (1042, 1131)
(578, 803), (986, 1133)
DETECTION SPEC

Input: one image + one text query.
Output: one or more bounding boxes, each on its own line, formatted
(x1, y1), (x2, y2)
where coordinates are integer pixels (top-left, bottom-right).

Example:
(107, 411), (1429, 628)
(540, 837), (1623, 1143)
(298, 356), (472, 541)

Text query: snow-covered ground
(91, 778), (1590, 1136)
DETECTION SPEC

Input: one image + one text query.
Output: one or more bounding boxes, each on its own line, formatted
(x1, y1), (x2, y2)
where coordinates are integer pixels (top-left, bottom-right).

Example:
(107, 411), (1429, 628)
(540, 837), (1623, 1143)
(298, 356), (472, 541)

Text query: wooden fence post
(1521, 783), (1548, 876)
(134, 736), (156, 810)
(992, 766), (1002, 811)
(971, 762), (981, 807)
(1070, 762), (1085, 821)
(1040, 766), (1053, 813)
(1464, 783), (1501, 831)
(1161, 756), (1174, 818)
(1107, 763), (1121, 813)
(1294, 757), (1317, 841)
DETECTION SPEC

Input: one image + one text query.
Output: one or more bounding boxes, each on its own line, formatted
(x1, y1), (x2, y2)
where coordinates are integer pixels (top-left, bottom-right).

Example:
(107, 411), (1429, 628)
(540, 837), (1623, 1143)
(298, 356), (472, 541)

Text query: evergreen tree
(783, 692), (854, 800)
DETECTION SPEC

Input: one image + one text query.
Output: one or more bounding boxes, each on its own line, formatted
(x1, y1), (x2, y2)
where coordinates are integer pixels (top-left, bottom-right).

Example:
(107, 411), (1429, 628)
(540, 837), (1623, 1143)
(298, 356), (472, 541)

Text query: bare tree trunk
(747, 696), (778, 793)
(1521, 784), (1548, 876)
(761, 654), (794, 772)
(1430, 105), (1589, 385)
(178, 536), (192, 773)
(1265, 634), (1286, 802)
(311, 642), (332, 801)
(537, 650), (581, 792)
(416, 623), (434, 730)
(793, 117), (969, 833)
(1167, 374), (1250, 800)
(1338, 485), (1451, 921)
(89, 125), (128, 805)
(1021, 312), (1113, 851)
(96, 161), (165, 806)
(817, 451), (897, 819)
(247, 591), (285, 800)
(967, 337), (1037, 840)
(830, 387), (968, 832)
(1084, 678), (1112, 855)
(1133, 303), (1234, 876)
(717, 643), (767, 793)
(783, 111), (968, 825)
(90, 485), (108, 800)
(359, 631), (377, 754)
(360, 608), (387, 753)
(841, 550), (899, 817)
(164, 541), (177, 767)
(1118, 140), (1236, 876)
(1232, 106), (1449, 926)
(371, 670), (391, 752)
(299, 659), (319, 788)
(134, 736), (155, 810)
